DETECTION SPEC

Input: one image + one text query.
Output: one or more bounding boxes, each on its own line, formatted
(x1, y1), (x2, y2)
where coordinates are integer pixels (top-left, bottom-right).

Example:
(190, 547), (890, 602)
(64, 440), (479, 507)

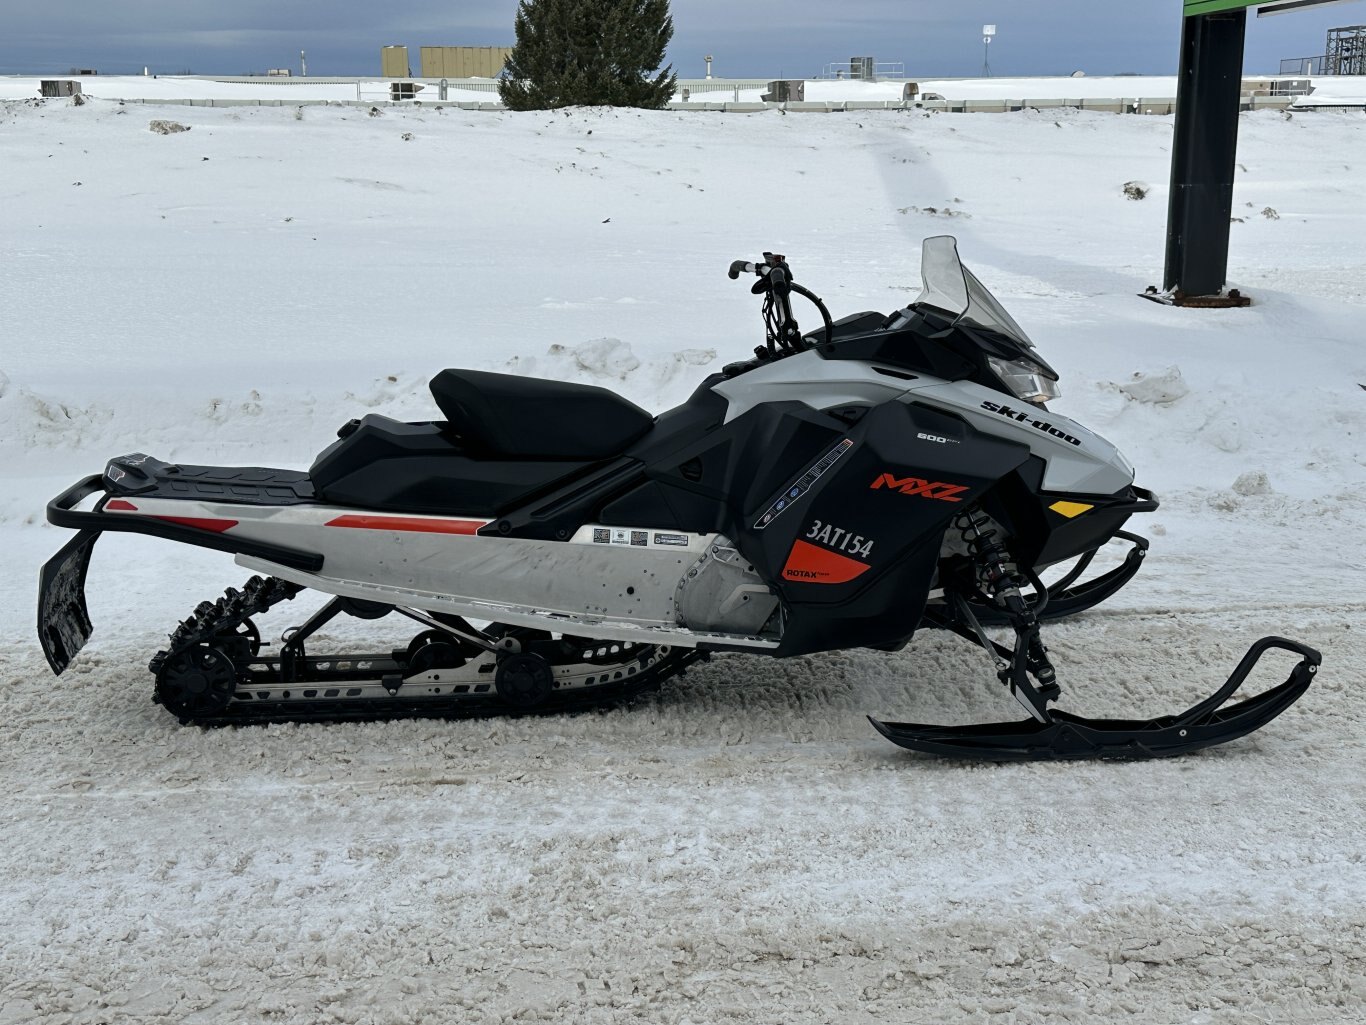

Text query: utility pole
(1162, 8), (1247, 301)
(1150, 0), (1349, 305)
(982, 24), (995, 77)
(300, 50), (307, 76)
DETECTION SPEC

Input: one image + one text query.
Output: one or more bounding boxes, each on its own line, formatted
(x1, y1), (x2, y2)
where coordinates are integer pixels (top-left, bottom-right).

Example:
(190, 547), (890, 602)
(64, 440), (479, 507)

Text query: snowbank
(916, 75), (1182, 101)
(1294, 74), (1366, 107)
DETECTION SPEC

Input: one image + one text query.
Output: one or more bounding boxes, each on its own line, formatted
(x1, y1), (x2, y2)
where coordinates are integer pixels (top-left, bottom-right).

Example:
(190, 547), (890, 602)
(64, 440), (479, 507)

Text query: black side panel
(492, 384), (734, 539)
(731, 402), (1031, 657)
(487, 458), (645, 540)
(310, 415), (593, 517)
(591, 397), (845, 537)
(430, 369), (654, 460)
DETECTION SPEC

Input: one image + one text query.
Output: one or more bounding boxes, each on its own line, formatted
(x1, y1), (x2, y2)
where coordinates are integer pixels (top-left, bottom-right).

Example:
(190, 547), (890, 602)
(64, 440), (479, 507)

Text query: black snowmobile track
(149, 575), (706, 728)
(174, 661), (706, 728)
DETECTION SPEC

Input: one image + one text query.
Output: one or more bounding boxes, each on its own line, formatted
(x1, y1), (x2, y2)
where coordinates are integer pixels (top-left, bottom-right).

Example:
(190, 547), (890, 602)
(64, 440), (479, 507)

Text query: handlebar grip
(728, 260), (753, 280)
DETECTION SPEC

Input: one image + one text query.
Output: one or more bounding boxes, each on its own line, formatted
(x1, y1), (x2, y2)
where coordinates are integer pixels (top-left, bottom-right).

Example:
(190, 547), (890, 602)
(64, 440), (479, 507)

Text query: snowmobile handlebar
(728, 253), (833, 356)
(727, 254), (789, 286)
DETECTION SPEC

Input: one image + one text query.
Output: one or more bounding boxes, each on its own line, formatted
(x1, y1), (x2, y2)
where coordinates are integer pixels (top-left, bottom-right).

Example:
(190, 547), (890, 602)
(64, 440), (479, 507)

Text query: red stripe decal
(106, 499), (236, 532)
(153, 515), (239, 533)
(781, 539), (871, 585)
(325, 514), (486, 535)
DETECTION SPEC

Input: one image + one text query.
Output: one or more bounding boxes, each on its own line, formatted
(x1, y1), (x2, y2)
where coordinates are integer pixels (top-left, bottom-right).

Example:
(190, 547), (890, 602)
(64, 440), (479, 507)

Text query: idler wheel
(405, 630), (467, 675)
(214, 618), (261, 659)
(494, 652), (554, 709)
(154, 645), (236, 721)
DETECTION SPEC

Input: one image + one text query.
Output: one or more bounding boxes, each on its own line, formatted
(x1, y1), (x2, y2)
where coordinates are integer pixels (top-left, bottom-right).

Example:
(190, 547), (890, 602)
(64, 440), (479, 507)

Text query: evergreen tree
(499, 0), (677, 110)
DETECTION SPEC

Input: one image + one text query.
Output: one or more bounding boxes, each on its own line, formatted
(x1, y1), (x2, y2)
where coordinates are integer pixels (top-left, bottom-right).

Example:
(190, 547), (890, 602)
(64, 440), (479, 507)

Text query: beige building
(380, 45), (410, 77)
(419, 46), (513, 79)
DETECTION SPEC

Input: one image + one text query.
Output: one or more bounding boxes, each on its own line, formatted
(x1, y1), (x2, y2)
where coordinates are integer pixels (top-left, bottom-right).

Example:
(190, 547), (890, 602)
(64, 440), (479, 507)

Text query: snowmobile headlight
(987, 355), (1061, 405)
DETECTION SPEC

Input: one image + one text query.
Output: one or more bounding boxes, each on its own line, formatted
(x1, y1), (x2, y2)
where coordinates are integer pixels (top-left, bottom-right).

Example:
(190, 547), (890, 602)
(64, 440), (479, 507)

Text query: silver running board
(236, 556), (782, 651)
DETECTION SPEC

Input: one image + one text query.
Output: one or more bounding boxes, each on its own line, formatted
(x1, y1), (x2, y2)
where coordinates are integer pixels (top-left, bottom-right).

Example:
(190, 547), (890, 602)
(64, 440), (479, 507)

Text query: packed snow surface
(1, 96), (1364, 1024)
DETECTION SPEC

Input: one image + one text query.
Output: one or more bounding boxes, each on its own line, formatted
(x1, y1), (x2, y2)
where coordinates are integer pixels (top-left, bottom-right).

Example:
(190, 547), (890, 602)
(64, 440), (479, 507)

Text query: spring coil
(955, 506), (1017, 598)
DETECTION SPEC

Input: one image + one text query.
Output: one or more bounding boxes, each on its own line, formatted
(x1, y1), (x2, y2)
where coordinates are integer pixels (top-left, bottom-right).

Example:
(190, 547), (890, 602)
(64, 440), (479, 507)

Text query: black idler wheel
(405, 630), (468, 675)
(214, 618), (261, 659)
(154, 645), (236, 721)
(495, 652), (554, 709)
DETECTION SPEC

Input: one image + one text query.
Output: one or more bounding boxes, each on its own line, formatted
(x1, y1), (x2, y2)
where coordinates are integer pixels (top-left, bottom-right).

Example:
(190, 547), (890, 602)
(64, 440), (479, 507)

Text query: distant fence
(104, 95), (1300, 115)
(1279, 56), (1328, 75)
(39, 73), (1315, 114)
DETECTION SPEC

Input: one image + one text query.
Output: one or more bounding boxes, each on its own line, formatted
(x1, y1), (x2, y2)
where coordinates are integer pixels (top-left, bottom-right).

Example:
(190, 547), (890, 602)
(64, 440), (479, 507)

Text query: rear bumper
(38, 474), (325, 676)
(48, 474), (323, 572)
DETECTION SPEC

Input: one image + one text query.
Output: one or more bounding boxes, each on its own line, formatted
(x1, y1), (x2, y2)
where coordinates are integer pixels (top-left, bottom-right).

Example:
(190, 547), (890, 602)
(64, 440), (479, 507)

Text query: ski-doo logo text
(869, 474), (969, 503)
(980, 401), (1082, 446)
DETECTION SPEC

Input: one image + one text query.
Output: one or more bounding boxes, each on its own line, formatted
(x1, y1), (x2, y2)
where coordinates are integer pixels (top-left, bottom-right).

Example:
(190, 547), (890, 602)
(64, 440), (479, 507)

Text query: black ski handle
(1175, 635), (1322, 726)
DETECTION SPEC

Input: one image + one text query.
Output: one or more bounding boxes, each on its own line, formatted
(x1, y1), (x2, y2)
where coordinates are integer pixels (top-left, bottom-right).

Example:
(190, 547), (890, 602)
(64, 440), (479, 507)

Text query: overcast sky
(0, 0), (1360, 78)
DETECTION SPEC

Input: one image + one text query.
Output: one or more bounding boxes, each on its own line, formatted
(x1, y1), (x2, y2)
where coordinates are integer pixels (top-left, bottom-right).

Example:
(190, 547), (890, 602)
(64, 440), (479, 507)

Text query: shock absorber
(956, 508), (1025, 614)
(955, 507), (1060, 703)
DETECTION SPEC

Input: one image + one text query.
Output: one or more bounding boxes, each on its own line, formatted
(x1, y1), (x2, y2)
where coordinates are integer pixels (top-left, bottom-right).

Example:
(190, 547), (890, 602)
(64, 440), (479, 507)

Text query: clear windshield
(912, 236), (1036, 350)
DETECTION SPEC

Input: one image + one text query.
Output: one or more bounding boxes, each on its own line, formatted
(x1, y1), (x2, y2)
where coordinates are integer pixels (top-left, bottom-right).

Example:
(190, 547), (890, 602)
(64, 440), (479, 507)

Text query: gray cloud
(0, 1), (1355, 77)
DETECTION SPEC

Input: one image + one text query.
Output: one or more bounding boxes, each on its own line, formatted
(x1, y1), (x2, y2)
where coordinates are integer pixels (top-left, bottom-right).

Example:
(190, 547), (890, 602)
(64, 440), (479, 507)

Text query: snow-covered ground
(1, 96), (1364, 1023)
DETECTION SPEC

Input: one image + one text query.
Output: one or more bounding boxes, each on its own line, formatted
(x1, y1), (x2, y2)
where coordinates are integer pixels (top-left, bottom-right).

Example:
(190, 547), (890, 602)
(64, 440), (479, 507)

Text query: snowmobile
(37, 236), (1320, 760)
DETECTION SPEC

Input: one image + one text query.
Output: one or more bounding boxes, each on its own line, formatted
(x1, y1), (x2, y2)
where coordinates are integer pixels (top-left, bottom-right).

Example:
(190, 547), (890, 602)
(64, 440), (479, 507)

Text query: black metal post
(1163, 9), (1248, 296)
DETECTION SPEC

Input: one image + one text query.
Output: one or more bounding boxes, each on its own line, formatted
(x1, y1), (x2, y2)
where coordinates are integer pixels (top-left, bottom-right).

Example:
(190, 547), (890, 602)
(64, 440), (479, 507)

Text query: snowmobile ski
(870, 636), (1320, 761)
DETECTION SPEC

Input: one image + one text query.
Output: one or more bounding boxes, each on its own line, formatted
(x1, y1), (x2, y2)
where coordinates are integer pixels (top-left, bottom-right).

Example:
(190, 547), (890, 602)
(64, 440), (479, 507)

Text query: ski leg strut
(874, 508), (1320, 760)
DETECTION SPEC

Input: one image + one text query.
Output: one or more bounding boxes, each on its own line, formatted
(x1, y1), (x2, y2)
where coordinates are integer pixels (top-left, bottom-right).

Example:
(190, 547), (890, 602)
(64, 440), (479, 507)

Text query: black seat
(429, 369), (654, 460)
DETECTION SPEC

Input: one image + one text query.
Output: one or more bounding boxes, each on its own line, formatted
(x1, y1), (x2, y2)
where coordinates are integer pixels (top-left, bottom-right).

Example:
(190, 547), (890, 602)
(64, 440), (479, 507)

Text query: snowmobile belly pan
(235, 547), (781, 652)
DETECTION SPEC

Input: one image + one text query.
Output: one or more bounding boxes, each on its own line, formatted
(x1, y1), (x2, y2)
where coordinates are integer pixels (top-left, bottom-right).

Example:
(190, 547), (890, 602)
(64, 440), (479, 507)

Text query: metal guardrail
(87, 95), (1301, 114)
(59, 79), (1300, 116)
(1280, 56), (1328, 75)
(664, 95), (1294, 114)
(816, 60), (907, 80)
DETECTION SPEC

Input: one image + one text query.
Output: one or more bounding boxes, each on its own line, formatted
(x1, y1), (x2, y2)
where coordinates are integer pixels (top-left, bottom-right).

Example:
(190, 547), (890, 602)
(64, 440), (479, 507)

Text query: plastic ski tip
(870, 636), (1321, 762)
